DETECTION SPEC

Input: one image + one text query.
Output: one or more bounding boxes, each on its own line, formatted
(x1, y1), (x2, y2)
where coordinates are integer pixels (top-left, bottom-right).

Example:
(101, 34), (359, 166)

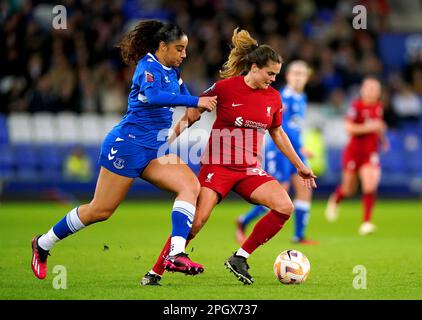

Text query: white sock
(169, 236), (186, 256)
(38, 228), (60, 251)
(236, 247), (250, 259)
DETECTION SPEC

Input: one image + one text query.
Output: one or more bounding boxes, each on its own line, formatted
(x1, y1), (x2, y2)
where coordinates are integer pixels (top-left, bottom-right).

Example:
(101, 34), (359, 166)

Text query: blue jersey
(264, 86), (308, 182)
(114, 53), (198, 149)
(279, 86), (307, 151)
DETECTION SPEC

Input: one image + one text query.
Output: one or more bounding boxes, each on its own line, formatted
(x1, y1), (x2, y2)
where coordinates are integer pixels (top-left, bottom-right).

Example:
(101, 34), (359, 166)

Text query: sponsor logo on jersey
(235, 116), (244, 127)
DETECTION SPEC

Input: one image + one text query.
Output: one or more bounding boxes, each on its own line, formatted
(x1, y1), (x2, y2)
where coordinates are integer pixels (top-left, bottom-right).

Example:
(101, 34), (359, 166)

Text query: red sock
(241, 210), (290, 255)
(334, 186), (345, 204)
(151, 235), (193, 275)
(363, 193), (376, 222)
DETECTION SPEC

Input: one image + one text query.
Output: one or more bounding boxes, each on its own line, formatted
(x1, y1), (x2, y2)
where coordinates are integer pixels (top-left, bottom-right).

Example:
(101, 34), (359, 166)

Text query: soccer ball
(273, 249), (310, 284)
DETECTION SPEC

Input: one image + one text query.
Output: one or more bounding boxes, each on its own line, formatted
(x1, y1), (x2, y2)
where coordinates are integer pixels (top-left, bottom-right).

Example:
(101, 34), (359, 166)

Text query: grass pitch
(0, 199), (421, 300)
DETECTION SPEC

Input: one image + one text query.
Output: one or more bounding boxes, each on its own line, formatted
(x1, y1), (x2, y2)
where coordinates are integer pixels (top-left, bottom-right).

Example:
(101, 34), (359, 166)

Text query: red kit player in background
(141, 28), (317, 286)
(325, 76), (388, 235)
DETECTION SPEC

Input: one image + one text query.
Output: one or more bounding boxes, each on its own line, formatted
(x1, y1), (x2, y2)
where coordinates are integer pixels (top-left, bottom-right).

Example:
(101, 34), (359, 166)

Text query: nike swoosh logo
(232, 103), (243, 107)
(111, 148), (118, 155)
(187, 221), (192, 228)
(115, 137), (124, 142)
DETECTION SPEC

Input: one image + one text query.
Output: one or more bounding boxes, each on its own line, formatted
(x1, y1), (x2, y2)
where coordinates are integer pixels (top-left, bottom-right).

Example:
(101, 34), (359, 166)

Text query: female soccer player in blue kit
(30, 20), (217, 281)
(236, 60), (318, 245)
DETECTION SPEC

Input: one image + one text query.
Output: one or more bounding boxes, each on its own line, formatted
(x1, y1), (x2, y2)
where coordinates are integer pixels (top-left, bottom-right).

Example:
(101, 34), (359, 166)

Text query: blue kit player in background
(30, 20), (217, 282)
(236, 60), (318, 245)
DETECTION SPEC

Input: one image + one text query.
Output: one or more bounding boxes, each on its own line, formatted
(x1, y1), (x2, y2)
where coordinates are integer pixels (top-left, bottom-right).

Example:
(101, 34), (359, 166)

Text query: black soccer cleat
(140, 272), (162, 286)
(224, 253), (254, 285)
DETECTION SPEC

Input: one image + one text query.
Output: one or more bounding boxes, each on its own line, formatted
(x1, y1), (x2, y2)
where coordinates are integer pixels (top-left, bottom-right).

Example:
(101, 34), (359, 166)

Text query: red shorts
(342, 147), (380, 172)
(197, 165), (276, 203)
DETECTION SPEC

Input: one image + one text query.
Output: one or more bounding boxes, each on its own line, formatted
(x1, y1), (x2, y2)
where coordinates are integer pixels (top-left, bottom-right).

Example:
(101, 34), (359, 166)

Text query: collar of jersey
(147, 53), (172, 71)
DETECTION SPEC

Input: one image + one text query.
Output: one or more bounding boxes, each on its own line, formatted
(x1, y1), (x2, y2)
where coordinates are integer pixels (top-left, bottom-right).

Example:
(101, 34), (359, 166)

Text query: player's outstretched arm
(168, 106), (208, 144)
(268, 126), (317, 189)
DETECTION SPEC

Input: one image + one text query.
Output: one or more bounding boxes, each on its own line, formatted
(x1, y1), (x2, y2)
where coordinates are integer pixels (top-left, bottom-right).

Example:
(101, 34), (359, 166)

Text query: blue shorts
(263, 146), (307, 183)
(98, 130), (169, 178)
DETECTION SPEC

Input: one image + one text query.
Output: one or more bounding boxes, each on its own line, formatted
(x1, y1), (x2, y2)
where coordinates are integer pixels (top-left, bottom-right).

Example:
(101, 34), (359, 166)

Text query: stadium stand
(0, 0), (421, 198)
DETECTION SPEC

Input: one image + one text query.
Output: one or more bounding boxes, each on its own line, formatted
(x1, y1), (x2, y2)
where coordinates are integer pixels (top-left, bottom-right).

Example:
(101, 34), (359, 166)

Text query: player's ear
(251, 63), (258, 73)
(158, 41), (167, 52)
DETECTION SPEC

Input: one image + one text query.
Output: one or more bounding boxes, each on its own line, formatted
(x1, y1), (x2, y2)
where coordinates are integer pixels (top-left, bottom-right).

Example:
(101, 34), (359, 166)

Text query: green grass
(0, 199), (421, 300)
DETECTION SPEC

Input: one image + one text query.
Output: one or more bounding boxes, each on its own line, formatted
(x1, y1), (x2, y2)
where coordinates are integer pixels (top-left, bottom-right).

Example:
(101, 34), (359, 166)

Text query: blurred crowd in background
(1, 0), (422, 197)
(1, 0), (422, 128)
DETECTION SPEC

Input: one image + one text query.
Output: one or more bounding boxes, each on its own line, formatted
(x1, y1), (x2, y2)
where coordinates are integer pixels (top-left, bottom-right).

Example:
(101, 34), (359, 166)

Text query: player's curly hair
(117, 20), (186, 66)
(220, 28), (283, 79)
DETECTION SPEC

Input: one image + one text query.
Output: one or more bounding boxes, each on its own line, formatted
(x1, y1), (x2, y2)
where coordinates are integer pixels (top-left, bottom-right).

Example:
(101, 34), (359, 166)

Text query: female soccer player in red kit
(325, 76), (387, 235)
(141, 28), (317, 286)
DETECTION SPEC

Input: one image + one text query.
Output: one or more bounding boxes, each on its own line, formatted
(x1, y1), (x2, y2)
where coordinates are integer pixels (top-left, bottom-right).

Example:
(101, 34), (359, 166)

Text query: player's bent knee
(86, 204), (116, 223)
(178, 179), (201, 199)
(274, 200), (294, 216)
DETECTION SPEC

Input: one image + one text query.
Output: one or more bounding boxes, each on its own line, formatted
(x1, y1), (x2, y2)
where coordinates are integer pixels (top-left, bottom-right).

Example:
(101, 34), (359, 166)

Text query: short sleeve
(345, 101), (359, 122)
(138, 62), (163, 92)
(271, 98), (283, 128)
(201, 82), (219, 97)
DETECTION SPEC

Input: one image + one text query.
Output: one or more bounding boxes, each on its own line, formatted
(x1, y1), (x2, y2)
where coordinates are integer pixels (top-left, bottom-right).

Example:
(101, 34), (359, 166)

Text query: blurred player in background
(325, 76), (387, 235)
(141, 28), (316, 286)
(30, 20), (217, 281)
(235, 60), (319, 245)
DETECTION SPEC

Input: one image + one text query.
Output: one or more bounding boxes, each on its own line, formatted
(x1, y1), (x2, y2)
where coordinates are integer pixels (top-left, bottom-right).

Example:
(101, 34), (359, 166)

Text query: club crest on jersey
(113, 158), (125, 170)
(266, 106), (272, 117)
(145, 71), (154, 83)
(205, 173), (214, 182)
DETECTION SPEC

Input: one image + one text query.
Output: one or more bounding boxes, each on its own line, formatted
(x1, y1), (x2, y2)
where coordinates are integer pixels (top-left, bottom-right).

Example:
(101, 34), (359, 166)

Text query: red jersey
(345, 99), (383, 154)
(201, 76), (282, 170)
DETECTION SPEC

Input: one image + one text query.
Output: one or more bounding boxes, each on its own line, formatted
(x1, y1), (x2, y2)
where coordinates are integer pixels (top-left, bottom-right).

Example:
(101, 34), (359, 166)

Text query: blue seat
(380, 149), (408, 173)
(13, 144), (37, 169)
(327, 148), (342, 173)
(36, 145), (63, 181)
(0, 114), (8, 145)
(0, 145), (13, 179)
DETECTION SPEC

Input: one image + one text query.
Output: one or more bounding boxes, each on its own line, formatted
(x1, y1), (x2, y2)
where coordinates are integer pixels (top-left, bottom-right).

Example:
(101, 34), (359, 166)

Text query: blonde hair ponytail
(219, 28), (258, 78)
(219, 28), (282, 79)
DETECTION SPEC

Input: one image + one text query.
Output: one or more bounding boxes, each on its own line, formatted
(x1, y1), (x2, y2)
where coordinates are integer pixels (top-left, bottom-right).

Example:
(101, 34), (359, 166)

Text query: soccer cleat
(31, 235), (50, 280)
(163, 252), (204, 275)
(140, 272), (162, 286)
(358, 222), (377, 235)
(235, 217), (246, 244)
(325, 194), (339, 222)
(224, 253), (254, 285)
(292, 237), (320, 245)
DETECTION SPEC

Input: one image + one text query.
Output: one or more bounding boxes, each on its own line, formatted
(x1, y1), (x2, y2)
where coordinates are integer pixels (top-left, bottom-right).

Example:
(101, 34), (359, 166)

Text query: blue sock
(170, 200), (195, 255)
(38, 207), (86, 251)
(52, 207), (85, 239)
(241, 205), (268, 229)
(293, 200), (311, 240)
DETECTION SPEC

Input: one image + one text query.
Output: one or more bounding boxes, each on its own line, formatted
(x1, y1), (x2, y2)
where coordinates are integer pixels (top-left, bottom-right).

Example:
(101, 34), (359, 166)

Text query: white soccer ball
(273, 249), (310, 284)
